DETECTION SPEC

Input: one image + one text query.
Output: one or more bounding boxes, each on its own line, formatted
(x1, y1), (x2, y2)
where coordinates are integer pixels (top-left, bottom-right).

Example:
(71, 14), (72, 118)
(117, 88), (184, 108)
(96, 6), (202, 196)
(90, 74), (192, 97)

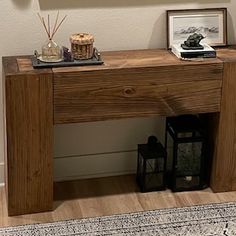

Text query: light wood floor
(1, 174), (236, 227)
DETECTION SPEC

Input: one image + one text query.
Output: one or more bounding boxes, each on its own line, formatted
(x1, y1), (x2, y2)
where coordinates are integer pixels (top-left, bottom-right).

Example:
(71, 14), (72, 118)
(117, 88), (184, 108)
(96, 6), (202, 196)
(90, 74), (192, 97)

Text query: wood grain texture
(2, 67), (8, 206)
(53, 49), (223, 73)
(209, 61), (236, 192)
(1, 176), (236, 227)
(4, 48), (236, 217)
(217, 46), (236, 62)
(2, 56), (50, 75)
(4, 62), (53, 215)
(54, 49), (222, 124)
(54, 79), (222, 123)
(17, 58), (34, 72)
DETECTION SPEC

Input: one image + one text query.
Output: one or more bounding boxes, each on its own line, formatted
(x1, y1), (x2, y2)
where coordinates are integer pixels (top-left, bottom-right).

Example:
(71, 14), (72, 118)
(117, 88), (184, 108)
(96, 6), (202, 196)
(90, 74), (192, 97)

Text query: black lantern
(136, 136), (167, 192)
(165, 115), (207, 192)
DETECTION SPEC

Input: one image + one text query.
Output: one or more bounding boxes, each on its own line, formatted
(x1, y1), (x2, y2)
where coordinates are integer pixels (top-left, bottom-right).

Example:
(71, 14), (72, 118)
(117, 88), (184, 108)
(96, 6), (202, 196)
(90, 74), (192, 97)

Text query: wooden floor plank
(1, 174), (236, 227)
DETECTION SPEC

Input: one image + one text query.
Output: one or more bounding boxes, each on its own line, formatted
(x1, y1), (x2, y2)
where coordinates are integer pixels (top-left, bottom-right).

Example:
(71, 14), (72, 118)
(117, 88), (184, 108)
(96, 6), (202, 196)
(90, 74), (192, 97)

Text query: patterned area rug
(1, 202), (236, 235)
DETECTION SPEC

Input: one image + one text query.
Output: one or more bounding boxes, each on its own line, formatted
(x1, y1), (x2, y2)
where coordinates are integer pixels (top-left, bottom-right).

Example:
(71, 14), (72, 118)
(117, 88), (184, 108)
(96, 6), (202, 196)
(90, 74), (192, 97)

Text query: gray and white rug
(1, 202), (236, 235)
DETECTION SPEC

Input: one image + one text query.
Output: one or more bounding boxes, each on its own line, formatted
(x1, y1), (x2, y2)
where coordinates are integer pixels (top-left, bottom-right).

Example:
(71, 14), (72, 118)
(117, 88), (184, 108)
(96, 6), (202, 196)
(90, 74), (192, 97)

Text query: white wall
(0, 0), (235, 183)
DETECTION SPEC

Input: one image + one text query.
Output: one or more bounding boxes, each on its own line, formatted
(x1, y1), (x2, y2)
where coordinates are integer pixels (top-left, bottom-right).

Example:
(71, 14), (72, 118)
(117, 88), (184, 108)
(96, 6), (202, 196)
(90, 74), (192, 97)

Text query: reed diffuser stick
(37, 13), (50, 38)
(37, 13), (43, 23)
(52, 11), (59, 39)
(42, 17), (50, 39)
(48, 14), (50, 39)
(37, 12), (67, 40)
(51, 15), (67, 39)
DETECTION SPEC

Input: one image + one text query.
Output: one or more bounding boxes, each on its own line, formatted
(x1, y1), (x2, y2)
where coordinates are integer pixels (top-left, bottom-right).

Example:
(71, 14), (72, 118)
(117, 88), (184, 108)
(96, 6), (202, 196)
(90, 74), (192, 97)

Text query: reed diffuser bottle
(37, 12), (67, 62)
(42, 39), (62, 62)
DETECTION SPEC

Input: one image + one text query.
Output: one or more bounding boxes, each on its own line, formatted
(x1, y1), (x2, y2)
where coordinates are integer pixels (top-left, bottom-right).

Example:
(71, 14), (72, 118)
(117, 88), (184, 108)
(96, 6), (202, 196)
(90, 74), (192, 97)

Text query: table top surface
(3, 47), (236, 76)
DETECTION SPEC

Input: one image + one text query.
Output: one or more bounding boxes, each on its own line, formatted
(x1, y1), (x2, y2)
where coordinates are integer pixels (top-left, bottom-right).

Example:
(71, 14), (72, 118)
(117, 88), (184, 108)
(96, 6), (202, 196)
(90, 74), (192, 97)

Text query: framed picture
(166, 8), (227, 49)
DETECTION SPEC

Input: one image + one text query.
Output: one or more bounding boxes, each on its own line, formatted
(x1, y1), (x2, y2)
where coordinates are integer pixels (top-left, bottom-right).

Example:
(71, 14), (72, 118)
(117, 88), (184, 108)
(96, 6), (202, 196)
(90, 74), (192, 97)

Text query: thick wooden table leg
(210, 61), (236, 192)
(4, 72), (53, 215)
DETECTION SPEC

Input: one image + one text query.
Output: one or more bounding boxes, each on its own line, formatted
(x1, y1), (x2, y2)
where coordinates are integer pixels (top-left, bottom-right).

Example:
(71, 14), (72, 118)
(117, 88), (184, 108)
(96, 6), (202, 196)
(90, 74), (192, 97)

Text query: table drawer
(53, 64), (222, 124)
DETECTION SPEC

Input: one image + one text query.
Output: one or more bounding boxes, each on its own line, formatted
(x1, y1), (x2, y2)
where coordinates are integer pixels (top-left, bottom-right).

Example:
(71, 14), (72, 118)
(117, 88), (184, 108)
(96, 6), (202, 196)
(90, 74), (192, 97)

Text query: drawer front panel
(54, 65), (222, 124)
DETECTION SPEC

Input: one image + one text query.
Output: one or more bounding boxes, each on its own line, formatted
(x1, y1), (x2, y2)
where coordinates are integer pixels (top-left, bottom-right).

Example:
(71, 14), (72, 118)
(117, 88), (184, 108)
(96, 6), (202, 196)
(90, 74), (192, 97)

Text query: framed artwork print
(166, 8), (227, 49)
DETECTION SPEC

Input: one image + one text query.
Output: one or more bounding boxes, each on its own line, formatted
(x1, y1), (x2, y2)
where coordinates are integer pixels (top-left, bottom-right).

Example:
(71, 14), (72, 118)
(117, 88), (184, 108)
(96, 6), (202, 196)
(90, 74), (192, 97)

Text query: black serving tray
(32, 48), (104, 68)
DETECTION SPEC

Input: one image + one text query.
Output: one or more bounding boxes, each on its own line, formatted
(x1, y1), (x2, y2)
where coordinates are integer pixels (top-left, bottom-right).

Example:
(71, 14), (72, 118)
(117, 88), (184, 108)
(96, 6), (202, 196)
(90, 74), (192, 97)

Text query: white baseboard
(0, 147), (172, 184)
(54, 150), (137, 182)
(0, 152), (137, 184)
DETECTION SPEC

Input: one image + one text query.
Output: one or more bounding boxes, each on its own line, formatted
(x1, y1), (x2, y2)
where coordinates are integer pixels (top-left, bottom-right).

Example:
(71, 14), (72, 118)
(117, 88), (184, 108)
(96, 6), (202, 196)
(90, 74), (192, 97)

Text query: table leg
(210, 61), (236, 192)
(5, 72), (53, 215)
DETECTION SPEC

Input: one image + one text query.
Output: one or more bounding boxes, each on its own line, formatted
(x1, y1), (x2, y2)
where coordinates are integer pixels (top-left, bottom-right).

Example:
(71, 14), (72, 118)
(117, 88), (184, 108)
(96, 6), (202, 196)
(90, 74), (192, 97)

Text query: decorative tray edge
(32, 47), (104, 68)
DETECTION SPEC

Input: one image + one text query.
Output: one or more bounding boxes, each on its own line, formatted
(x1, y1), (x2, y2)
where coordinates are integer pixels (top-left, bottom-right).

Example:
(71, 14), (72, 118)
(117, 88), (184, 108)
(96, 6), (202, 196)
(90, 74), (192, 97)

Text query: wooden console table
(3, 48), (236, 215)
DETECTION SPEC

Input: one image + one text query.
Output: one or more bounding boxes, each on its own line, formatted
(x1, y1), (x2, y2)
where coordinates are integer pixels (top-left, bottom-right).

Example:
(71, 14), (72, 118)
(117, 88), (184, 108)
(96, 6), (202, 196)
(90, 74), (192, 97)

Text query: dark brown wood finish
(4, 48), (236, 215)
(3, 57), (53, 215)
(53, 49), (223, 123)
(208, 48), (236, 192)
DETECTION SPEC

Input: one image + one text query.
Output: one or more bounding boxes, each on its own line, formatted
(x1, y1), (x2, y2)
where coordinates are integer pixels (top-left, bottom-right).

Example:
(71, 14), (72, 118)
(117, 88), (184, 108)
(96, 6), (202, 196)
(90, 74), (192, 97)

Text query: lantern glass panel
(137, 153), (144, 182)
(137, 138), (167, 192)
(177, 131), (202, 138)
(176, 176), (200, 189)
(176, 142), (202, 176)
(145, 158), (164, 173)
(166, 132), (174, 173)
(165, 115), (208, 192)
(145, 173), (164, 189)
(138, 153), (143, 171)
